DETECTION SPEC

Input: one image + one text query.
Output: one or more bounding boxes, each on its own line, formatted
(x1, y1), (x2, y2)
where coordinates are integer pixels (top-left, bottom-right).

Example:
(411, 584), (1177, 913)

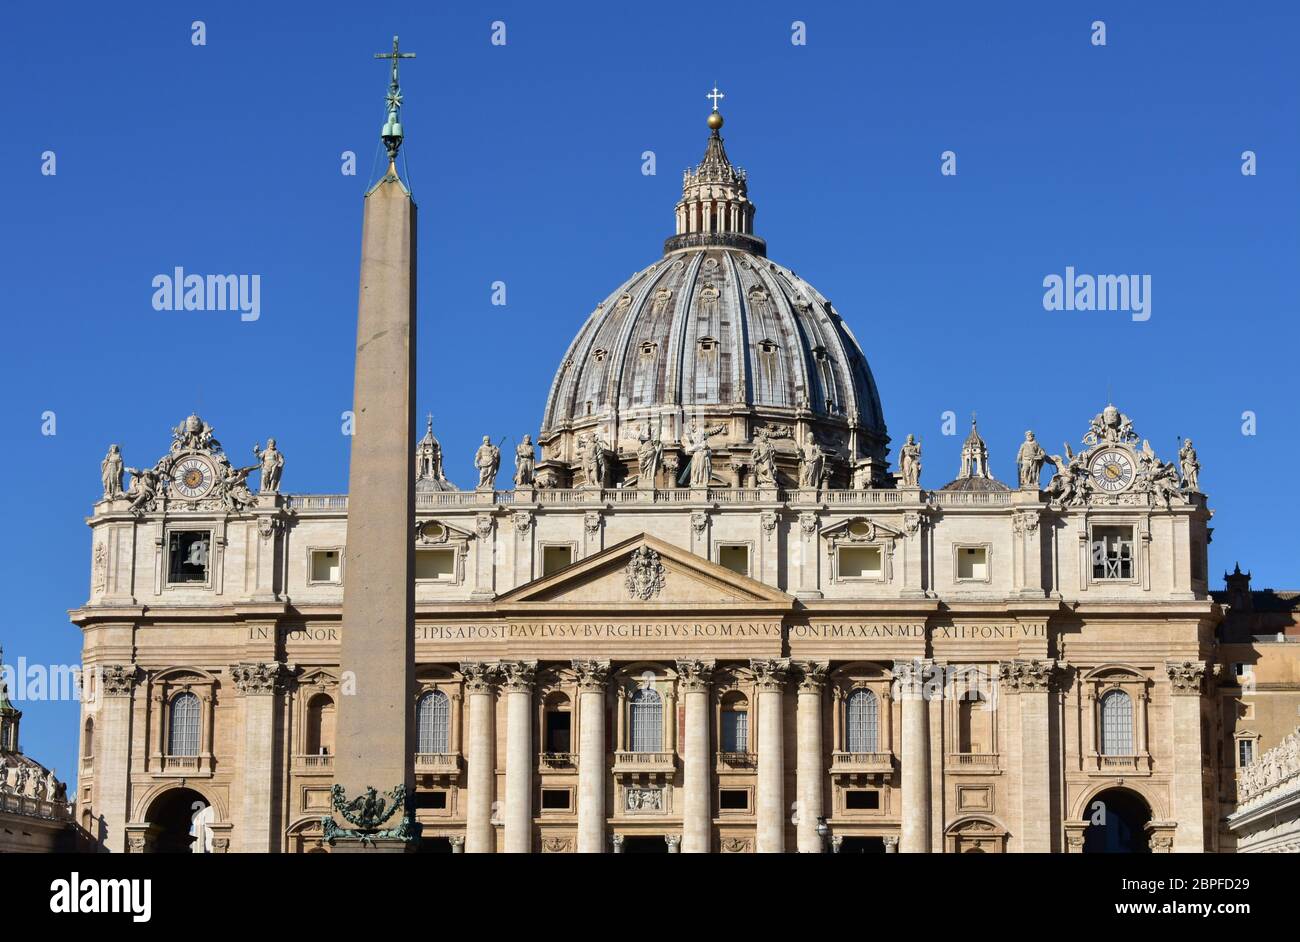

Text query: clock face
(1090, 449), (1135, 492)
(172, 456), (216, 499)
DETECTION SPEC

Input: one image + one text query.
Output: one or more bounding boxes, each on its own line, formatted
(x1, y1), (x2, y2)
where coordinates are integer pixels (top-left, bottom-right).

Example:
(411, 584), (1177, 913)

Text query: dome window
(698, 336), (718, 356)
(592, 348), (608, 363)
(639, 340), (658, 360)
(757, 339), (779, 356)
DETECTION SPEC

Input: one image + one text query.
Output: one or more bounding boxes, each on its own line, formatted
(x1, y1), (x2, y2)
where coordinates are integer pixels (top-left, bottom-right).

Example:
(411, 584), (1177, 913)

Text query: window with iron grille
(846, 689), (879, 753)
(417, 690), (450, 754)
(1099, 690), (1134, 755)
(168, 692), (201, 756)
(1092, 526), (1135, 581)
(721, 706), (748, 753)
(629, 688), (662, 752)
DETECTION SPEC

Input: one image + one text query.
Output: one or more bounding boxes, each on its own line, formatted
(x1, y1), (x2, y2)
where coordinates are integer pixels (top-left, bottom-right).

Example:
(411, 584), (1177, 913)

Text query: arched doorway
(1082, 787), (1152, 853)
(144, 787), (213, 853)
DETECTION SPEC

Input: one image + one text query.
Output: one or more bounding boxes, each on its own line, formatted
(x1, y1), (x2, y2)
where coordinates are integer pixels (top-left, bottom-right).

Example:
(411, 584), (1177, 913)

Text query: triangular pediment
(496, 534), (794, 610)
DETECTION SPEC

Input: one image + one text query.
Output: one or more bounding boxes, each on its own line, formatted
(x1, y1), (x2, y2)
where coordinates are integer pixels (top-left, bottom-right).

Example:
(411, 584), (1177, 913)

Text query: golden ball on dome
(707, 110), (724, 130)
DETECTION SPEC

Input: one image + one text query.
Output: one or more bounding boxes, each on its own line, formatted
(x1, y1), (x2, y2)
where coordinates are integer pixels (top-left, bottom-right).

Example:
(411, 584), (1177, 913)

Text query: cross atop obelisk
(375, 36), (416, 162)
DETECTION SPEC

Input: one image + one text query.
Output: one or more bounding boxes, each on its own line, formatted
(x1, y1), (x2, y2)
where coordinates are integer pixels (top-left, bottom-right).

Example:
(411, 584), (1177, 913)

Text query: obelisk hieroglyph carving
(328, 36), (419, 852)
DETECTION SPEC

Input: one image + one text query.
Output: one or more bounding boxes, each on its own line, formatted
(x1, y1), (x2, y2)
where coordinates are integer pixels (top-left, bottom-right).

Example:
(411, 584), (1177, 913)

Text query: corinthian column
(793, 661), (828, 853)
(895, 659), (932, 853)
(94, 664), (139, 853)
(500, 661), (537, 854)
(752, 658), (790, 853)
(573, 659), (610, 853)
(1000, 658), (1055, 853)
(676, 658), (715, 853)
(461, 662), (497, 853)
(230, 661), (287, 852)
(1166, 660), (1208, 852)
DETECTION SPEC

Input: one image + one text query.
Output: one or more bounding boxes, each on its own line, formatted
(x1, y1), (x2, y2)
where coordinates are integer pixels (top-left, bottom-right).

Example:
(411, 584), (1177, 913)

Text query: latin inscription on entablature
(935, 624), (1045, 641)
(790, 623), (926, 640)
(417, 622), (783, 642)
(246, 625), (340, 643)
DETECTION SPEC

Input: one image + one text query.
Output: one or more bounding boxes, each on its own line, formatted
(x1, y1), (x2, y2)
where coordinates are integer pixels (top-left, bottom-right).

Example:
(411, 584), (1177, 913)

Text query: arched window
(958, 692), (993, 753)
(629, 688), (663, 753)
(168, 692), (200, 757)
(305, 694), (335, 756)
(721, 694), (749, 754)
(1100, 690), (1134, 756)
(417, 690), (450, 754)
(83, 718), (95, 760)
(846, 689), (879, 753)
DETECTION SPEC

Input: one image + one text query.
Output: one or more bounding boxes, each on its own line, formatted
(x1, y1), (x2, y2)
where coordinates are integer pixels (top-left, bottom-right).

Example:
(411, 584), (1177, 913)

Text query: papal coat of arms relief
(624, 546), (666, 600)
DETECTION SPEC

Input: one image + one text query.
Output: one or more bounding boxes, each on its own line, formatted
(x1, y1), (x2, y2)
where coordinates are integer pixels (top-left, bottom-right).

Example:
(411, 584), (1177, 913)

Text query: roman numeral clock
(1089, 448), (1135, 492)
(172, 455), (217, 499)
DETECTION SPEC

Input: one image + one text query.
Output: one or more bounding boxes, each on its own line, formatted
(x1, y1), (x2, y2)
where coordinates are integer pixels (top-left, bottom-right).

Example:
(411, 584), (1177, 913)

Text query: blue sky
(1, 1), (1296, 774)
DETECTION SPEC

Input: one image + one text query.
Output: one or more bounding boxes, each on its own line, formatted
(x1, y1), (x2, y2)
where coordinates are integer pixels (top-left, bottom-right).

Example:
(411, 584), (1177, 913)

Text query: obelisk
(329, 36), (418, 852)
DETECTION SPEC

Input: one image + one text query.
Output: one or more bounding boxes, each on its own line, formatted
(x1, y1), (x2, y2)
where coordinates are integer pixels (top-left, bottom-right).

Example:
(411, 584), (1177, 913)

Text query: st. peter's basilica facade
(71, 106), (1270, 854)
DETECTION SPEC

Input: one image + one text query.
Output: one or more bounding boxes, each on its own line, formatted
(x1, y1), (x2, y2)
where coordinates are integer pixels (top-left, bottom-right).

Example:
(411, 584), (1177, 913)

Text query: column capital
(675, 658), (715, 692)
(499, 660), (538, 691)
(793, 660), (829, 693)
(99, 663), (140, 697)
(459, 661), (497, 693)
(229, 661), (291, 696)
(998, 658), (1057, 693)
(882, 835), (900, 851)
(1165, 659), (1207, 696)
(891, 658), (934, 698)
(571, 659), (611, 692)
(749, 658), (790, 692)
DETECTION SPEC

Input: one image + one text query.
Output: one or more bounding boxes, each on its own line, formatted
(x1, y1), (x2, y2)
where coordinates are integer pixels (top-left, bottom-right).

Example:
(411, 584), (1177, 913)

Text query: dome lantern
(665, 87), (765, 257)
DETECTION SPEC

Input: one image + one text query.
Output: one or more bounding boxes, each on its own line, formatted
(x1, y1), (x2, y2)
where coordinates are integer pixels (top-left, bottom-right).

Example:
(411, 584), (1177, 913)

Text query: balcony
(715, 751), (757, 771)
(294, 754), (334, 774)
(1091, 754), (1151, 775)
(830, 751), (894, 782)
(947, 753), (1000, 773)
(415, 753), (461, 776)
(158, 755), (203, 775)
(539, 752), (576, 772)
(613, 751), (676, 780)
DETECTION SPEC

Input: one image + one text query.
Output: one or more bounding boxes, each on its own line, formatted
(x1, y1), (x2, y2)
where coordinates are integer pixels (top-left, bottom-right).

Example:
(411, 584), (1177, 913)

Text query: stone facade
(68, 104), (1277, 854)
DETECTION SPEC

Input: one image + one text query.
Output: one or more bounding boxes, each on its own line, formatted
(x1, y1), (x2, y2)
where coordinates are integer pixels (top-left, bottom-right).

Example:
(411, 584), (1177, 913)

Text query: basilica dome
(538, 109), (889, 490)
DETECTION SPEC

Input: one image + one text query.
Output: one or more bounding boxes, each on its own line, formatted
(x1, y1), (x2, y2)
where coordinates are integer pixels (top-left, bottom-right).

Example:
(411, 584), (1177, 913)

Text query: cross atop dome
(707, 84), (725, 112)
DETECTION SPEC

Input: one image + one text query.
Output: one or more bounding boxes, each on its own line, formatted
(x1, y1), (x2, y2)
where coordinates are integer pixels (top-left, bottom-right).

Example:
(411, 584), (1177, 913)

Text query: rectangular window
(839, 546), (882, 580)
(956, 546), (988, 581)
(845, 789), (880, 810)
(415, 548), (456, 582)
(542, 545), (573, 577)
(167, 530), (211, 584)
(718, 545), (749, 576)
(415, 790), (448, 810)
(310, 549), (341, 584)
(1092, 526), (1135, 581)
(1238, 740), (1254, 768)
(719, 789), (749, 811)
(541, 789), (572, 811)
